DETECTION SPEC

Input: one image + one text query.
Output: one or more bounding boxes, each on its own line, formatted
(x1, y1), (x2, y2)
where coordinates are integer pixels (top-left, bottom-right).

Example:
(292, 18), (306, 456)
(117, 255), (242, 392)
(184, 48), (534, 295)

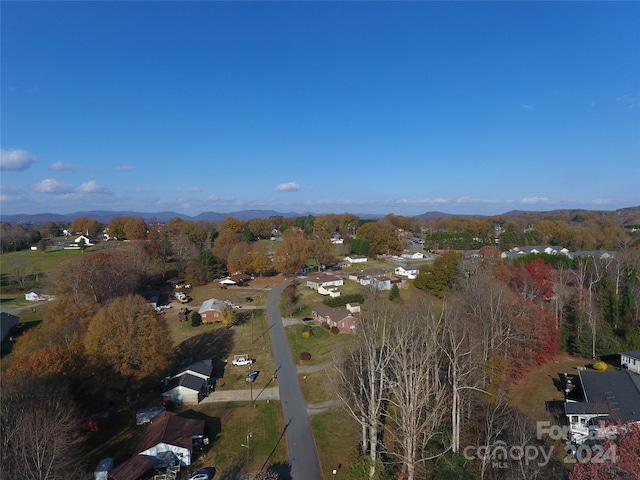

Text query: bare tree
(333, 294), (395, 478)
(386, 298), (449, 480)
(439, 299), (485, 455)
(0, 379), (86, 480)
(5, 257), (32, 290)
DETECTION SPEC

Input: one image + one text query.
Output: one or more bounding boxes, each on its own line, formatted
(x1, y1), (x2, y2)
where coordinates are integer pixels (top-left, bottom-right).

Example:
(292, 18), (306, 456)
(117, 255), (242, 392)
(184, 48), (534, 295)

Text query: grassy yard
(311, 407), (360, 479)
(285, 323), (352, 366)
(189, 401), (288, 477)
(509, 351), (598, 420)
(298, 369), (338, 404)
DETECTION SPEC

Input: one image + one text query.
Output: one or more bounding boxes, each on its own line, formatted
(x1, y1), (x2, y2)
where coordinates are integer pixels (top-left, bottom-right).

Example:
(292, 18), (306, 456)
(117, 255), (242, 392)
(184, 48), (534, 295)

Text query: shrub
(330, 326), (340, 335)
(300, 352), (311, 361)
(322, 322), (330, 330)
(191, 311), (202, 327)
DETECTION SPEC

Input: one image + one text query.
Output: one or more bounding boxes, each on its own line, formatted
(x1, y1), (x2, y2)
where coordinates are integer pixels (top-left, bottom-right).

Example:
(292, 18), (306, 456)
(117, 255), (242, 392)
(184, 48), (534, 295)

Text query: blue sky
(2, 1), (639, 217)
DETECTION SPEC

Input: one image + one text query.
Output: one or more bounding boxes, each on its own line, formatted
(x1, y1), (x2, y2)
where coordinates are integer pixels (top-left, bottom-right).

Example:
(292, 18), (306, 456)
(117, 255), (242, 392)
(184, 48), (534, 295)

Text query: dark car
(246, 370), (259, 382)
(302, 317), (313, 322)
(245, 297), (253, 302)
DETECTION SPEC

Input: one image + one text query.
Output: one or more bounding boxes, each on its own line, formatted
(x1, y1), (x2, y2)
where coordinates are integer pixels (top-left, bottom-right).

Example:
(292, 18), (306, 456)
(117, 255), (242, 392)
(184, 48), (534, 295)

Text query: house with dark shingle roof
(110, 411), (205, 480)
(0, 312), (19, 342)
(565, 370), (640, 444)
(162, 357), (214, 405)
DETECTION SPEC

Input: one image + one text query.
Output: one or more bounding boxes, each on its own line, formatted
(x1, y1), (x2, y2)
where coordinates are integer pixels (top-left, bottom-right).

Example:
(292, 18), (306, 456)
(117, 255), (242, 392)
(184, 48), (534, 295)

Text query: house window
(571, 416), (578, 423)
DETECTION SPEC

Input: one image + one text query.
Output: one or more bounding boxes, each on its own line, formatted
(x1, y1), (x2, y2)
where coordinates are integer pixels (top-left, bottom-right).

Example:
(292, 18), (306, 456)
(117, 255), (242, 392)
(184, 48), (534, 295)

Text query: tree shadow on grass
(179, 409), (222, 445)
(175, 328), (235, 365)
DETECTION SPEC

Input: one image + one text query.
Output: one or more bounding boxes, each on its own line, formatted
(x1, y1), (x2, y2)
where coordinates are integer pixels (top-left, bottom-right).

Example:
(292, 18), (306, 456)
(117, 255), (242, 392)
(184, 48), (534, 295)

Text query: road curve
(266, 283), (323, 480)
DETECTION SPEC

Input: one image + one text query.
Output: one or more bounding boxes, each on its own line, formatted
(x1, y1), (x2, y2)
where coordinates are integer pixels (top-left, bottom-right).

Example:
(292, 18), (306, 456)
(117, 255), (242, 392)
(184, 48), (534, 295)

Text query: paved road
(267, 283), (323, 480)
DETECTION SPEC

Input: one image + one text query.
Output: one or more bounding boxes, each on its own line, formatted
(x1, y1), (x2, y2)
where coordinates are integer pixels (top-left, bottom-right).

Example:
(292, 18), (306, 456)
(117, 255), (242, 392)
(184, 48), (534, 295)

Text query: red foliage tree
(569, 422), (640, 480)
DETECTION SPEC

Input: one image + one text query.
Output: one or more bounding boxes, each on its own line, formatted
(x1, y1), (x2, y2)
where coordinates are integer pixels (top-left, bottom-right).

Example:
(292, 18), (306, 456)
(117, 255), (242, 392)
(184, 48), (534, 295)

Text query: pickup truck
(232, 357), (254, 366)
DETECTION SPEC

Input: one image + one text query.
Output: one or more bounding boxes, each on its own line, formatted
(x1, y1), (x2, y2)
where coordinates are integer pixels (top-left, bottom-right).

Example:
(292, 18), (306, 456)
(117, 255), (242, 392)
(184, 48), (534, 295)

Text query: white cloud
(50, 160), (74, 171)
(521, 197), (550, 204)
(0, 148), (38, 171)
(31, 178), (74, 194)
(76, 180), (109, 193)
(521, 104), (534, 110)
(275, 182), (300, 192)
(591, 199), (612, 205)
(114, 165), (133, 171)
(175, 186), (202, 192)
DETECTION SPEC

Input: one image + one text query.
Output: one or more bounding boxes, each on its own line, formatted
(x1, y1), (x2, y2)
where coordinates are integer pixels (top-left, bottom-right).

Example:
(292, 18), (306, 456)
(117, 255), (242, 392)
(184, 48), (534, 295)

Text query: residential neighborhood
(1, 206), (639, 480)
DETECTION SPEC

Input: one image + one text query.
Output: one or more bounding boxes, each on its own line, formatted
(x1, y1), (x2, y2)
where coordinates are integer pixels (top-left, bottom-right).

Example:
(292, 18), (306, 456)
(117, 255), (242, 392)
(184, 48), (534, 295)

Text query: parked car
(232, 357), (254, 366)
(245, 297), (253, 302)
(246, 370), (259, 382)
(186, 470), (212, 480)
(302, 317), (313, 322)
(232, 304), (241, 309)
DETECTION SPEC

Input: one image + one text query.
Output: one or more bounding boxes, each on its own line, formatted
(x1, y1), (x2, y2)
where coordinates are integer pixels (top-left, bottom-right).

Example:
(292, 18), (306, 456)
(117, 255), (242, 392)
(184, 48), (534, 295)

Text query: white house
(621, 350), (640, 374)
(401, 251), (427, 260)
(306, 274), (344, 290)
(394, 265), (419, 279)
(344, 255), (367, 264)
(318, 285), (341, 298)
(25, 288), (54, 302)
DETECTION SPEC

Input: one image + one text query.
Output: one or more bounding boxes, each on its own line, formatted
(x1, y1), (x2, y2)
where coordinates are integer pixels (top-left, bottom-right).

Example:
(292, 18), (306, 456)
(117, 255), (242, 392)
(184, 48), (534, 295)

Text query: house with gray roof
(565, 370), (640, 444)
(162, 357), (214, 405)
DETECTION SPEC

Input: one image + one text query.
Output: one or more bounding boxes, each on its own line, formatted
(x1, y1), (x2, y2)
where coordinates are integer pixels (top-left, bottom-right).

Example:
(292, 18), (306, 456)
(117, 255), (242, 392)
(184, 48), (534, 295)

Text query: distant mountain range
(1, 207), (639, 225)
(0, 209), (378, 224)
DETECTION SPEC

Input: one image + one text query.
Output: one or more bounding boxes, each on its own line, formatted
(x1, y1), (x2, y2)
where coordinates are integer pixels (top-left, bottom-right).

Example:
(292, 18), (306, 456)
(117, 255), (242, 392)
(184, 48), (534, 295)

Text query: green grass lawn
(311, 407), (360, 479)
(298, 369), (338, 404)
(285, 323), (351, 365)
(190, 401), (287, 476)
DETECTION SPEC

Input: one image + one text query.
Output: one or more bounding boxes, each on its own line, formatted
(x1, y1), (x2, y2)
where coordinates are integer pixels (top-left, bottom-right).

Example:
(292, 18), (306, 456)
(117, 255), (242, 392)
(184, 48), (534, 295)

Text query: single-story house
(219, 273), (253, 287)
(318, 285), (341, 298)
(25, 288), (54, 302)
(0, 312), (19, 342)
(344, 255), (367, 264)
(137, 411), (205, 467)
(198, 298), (228, 323)
(564, 370), (640, 444)
(370, 274), (403, 291)
(75, 234), (99, 246)
(162, 374), (209, 406)
(621, 350), (640, 374)
(401, 251), (427, 260)
(163, 357), (214, 405)
(394, 265), (419, 279)
(306, 274), (344, 290)
(312, 304), (359, 334)
(347, 269), (389, 286)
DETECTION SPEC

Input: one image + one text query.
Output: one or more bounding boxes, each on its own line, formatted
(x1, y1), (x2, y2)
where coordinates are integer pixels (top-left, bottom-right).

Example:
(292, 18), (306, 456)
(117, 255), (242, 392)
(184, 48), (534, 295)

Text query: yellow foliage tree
(84, 295), (172, 380)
